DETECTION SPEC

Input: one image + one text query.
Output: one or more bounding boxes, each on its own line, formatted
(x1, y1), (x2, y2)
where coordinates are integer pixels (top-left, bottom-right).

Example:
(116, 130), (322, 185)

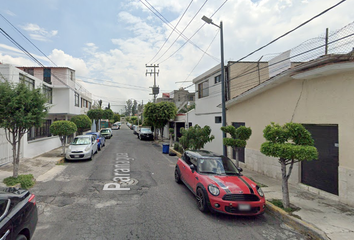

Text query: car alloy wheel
(174, 168), (181, 184)
(196, 188), (208, 212)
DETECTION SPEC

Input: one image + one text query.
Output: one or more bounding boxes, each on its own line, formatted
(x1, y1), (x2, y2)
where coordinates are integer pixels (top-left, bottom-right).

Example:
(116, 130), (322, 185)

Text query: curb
(266, 201), (330, 240)
(169, 148), (182, 158)
(56, 157), (65, 165)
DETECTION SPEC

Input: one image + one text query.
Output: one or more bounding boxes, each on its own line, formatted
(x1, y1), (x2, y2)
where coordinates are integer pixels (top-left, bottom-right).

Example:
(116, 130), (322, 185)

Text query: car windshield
(141, 129), (151, 133)
(198, 156), (240, 175)
(71, 137), (91, 145)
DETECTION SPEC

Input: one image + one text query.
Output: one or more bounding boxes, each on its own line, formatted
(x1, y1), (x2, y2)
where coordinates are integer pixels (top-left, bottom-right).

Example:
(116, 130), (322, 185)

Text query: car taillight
(28, 194), (36, 205)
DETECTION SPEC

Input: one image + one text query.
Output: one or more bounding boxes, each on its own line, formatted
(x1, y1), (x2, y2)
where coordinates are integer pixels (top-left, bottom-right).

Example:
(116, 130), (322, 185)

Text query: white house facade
(0, 64), (92, 165)
(186, 64), (223, 155)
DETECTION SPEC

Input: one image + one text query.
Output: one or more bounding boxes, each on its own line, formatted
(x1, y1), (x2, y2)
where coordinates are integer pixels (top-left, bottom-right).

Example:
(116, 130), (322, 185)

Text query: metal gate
(301, 124), (339, 195)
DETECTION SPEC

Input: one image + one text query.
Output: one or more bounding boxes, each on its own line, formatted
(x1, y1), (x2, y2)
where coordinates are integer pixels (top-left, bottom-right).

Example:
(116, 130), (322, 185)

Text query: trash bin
(162, 143), (170, 154)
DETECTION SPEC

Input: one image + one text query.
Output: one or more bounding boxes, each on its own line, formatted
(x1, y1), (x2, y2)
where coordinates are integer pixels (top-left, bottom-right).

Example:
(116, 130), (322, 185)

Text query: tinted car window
(198, 156), (240, 175)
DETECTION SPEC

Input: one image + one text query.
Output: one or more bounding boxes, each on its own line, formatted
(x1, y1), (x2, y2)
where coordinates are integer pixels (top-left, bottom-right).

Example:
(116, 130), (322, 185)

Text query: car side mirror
(190, 164), (196, 173)
(237, 167), (243, 172)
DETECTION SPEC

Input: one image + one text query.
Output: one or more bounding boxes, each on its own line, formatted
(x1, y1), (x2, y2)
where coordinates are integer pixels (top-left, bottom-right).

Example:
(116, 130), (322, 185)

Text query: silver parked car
(65, 135), (98, 161)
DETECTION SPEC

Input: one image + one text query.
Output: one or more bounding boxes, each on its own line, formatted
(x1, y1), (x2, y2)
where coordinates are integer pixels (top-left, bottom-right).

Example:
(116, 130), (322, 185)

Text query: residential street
(32, 126), (306, 240)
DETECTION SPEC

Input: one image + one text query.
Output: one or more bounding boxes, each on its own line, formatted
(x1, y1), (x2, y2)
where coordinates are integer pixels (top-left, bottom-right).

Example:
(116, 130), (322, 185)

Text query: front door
(301, 124), (339, 195)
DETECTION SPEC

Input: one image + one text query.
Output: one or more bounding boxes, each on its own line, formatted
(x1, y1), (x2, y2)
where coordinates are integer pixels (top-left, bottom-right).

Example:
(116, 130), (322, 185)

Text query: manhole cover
(119, 178), (138, 186)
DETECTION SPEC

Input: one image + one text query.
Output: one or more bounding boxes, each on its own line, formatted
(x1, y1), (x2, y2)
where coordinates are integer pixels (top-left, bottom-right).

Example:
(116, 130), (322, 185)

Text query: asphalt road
(32, 125), (306, 240)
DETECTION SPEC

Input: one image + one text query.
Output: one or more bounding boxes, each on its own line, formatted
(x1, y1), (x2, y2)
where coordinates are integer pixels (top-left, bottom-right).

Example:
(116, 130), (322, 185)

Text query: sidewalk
(243, 168), (354, 240)
(0, 147), (65, 188)
(1, 147), (354, 240)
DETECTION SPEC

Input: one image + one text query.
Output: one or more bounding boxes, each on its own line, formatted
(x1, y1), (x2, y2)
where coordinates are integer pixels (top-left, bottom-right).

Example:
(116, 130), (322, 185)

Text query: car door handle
(195, 177), (198, 180)
(183, 166), (185, 169)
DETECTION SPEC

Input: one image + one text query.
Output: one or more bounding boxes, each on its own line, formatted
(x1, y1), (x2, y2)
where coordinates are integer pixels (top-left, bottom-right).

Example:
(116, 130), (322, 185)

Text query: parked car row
(126, 122), (154, 141)
(65, 128), (113, 161)
(112, 122), (121, 130)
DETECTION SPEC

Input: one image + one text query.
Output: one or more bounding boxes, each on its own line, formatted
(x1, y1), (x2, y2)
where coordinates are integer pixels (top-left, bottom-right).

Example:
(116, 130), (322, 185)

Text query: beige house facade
(225, 54), (354, 206)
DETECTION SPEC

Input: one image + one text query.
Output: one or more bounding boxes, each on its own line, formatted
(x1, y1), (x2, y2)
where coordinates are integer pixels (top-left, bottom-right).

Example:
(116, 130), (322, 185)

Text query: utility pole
(145, 64), (159, 103)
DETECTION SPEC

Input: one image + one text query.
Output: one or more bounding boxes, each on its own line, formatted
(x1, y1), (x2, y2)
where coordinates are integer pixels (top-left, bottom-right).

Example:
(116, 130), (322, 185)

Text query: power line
(232, 0), (347, 64)
(158, 0), (228, 64)
(153, 0), (209, 63)
(179, 28), (219, 88)
(0, 13), (57, 66)
(148, 0), (194, 63)
(139, 0), (218, 62)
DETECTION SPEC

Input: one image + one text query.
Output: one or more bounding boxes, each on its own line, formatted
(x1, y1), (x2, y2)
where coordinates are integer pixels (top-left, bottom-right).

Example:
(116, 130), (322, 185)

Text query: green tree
(103, 108), (114, 120)
(179, 125), (215, 151)
(50, 120), (77, 155)
(260, 122), (318, 209)
(70, 115), (91, 135)
(143, 102), (177, 140)
(125, 99), (133, 116)
(132, 99), (138, 116)
(221, 125), (252, 167)
(130, 116), (138, 125)
(87, 108), (103, 131)
(0, 81), (48, 177)
(113, 113), (120, 123)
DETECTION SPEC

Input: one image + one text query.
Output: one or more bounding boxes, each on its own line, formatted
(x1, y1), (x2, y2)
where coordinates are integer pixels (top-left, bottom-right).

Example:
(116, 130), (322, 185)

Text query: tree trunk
(61, 136), (66, 155)
(234, 147), (239, 167)
(12, 131), (19, 178)
(280, 158), (290, 209)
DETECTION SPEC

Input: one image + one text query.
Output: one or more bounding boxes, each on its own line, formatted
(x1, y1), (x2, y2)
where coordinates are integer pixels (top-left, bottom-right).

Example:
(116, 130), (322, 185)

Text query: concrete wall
(187, 109), (223, 155)
(23, 135), (61, 158)
(226, 62), (354, 206)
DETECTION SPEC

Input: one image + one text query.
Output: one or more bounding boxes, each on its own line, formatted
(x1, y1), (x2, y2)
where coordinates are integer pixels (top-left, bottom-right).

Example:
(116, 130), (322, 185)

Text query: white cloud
(4, 10), (16, 16)
(48, 49), (90, 76)
(21, 23), (58, 42)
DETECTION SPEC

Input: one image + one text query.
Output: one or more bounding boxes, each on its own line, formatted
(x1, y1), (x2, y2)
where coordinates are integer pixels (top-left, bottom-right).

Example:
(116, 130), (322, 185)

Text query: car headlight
(208, 184), (220, 196)
(256, 185), (264, 197)
(85, 145), (91, 151)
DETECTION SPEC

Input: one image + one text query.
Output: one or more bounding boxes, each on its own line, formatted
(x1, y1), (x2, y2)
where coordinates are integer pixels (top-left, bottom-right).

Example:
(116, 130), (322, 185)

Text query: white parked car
(66, 135), (98, 161)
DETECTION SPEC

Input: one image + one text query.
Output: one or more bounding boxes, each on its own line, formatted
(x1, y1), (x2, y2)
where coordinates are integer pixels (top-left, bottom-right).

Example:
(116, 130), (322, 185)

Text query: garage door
(301, 124), (339, 195)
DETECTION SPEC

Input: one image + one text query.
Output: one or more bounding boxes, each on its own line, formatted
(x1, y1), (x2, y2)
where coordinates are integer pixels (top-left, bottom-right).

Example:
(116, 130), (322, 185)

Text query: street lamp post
(202, 16), (227, 156)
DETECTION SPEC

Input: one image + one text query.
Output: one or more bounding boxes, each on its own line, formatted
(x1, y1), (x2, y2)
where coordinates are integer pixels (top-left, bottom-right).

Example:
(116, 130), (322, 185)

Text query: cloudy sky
(0, 0), (353, 113)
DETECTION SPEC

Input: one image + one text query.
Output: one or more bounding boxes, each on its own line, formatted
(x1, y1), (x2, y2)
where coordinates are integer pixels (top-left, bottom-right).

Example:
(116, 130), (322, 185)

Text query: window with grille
(43, 68), (51, 84)
(43, 85), (52, 104)
(198, 81), (209, 98)
(19, 74), (34, 90)
(215, 75), (221, 84)
(75, 92), (79, 107)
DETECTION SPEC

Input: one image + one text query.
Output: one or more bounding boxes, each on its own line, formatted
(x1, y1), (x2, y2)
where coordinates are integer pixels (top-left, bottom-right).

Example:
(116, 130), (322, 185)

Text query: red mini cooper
(175, 150), (266, 216)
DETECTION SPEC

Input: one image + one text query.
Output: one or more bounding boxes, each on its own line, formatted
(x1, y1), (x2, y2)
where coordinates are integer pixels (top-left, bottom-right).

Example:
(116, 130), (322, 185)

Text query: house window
(27, 119), (52, 141)
(215, 75), (221, 84)
(198, 80), (209, 98)
(215, 116), (222, 123)
(43, 68), (51, 84)
(70, 71), (74, 81)
(43, 85), (52, 104)
(23, 68), (34, 76)
(75, 92), (79, 107)
(19, 74), (34, 90)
